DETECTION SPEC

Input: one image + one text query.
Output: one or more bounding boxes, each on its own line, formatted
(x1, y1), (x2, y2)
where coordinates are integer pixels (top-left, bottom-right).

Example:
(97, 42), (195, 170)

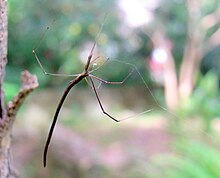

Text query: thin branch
(0, 71), (38, 139)
(201, 6), (220, 31)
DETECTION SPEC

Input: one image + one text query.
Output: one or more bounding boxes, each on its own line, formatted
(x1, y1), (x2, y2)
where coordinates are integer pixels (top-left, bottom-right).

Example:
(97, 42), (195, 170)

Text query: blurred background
(5, 0), (220, 177)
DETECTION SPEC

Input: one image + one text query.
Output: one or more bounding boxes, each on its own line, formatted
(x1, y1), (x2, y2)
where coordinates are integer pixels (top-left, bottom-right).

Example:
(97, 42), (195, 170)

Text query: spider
(32, 15), (153, 167)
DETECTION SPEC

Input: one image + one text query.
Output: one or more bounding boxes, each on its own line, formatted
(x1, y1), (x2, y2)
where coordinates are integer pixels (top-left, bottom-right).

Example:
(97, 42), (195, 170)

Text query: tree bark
(0, 0), (38, 177)
(179, 0), (203, 101)
(0, 0), (15, 176)
(149, 0), (220, 112)
(0, 0), (7, 120)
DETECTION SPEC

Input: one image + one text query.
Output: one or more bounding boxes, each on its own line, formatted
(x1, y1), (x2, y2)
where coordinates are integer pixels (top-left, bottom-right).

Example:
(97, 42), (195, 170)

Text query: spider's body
(32, 15), (154, 167)
(32, 17), (126, 167)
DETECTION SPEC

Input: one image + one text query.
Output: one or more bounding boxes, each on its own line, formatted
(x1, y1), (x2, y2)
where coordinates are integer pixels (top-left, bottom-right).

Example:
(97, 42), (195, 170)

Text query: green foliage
(3, 82), (19, 103)
(152, 139), (220, 178)
(155, 0), (220, 68)
(7, 0), (220, 89)
(179, 71), (220, 131)
(7, 0), (152, 87)
(153, 0), (188, 66)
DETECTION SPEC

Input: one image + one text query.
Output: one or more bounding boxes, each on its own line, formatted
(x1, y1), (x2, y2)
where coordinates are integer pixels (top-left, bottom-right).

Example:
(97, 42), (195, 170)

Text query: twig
(4, 71), (38, 135)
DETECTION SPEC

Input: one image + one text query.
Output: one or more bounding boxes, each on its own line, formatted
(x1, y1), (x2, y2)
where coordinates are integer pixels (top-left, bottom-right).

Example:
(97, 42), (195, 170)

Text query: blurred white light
(118, 0), (160, 27)
(152, 48), (168, 63)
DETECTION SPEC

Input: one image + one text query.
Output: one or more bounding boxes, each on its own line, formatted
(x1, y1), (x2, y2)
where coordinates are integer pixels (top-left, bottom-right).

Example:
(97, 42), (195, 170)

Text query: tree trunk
(0, 0), (38, 177)
(0, 0), (7, 119)
(179, 0), (203, 101)
(0, 0), (16, 176)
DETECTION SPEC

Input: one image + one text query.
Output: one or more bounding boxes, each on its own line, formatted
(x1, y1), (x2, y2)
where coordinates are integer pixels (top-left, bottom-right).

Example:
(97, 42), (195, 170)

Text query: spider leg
(89, 76), (153, 122)
(103, 59), (165, 110)
(90, 68), (134, 85)
(32, 21), (80, 77)
(84, 14), (107, 71)
(89, 68), (154, 122)
(32, 50), (80, 77)
(86, 75), (105, 91)
(89, 76), (120, 122)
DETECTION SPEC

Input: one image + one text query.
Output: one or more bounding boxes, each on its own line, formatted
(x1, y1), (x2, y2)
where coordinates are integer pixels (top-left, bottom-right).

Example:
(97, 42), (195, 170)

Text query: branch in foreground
(6, 70), (38, 131)
(0, 70), (38, 139)
(0, 70), (38, 178)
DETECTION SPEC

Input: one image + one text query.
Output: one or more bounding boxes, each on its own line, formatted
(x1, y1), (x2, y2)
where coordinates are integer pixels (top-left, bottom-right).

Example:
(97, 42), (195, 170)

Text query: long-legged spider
(32, 16), (153, 167)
